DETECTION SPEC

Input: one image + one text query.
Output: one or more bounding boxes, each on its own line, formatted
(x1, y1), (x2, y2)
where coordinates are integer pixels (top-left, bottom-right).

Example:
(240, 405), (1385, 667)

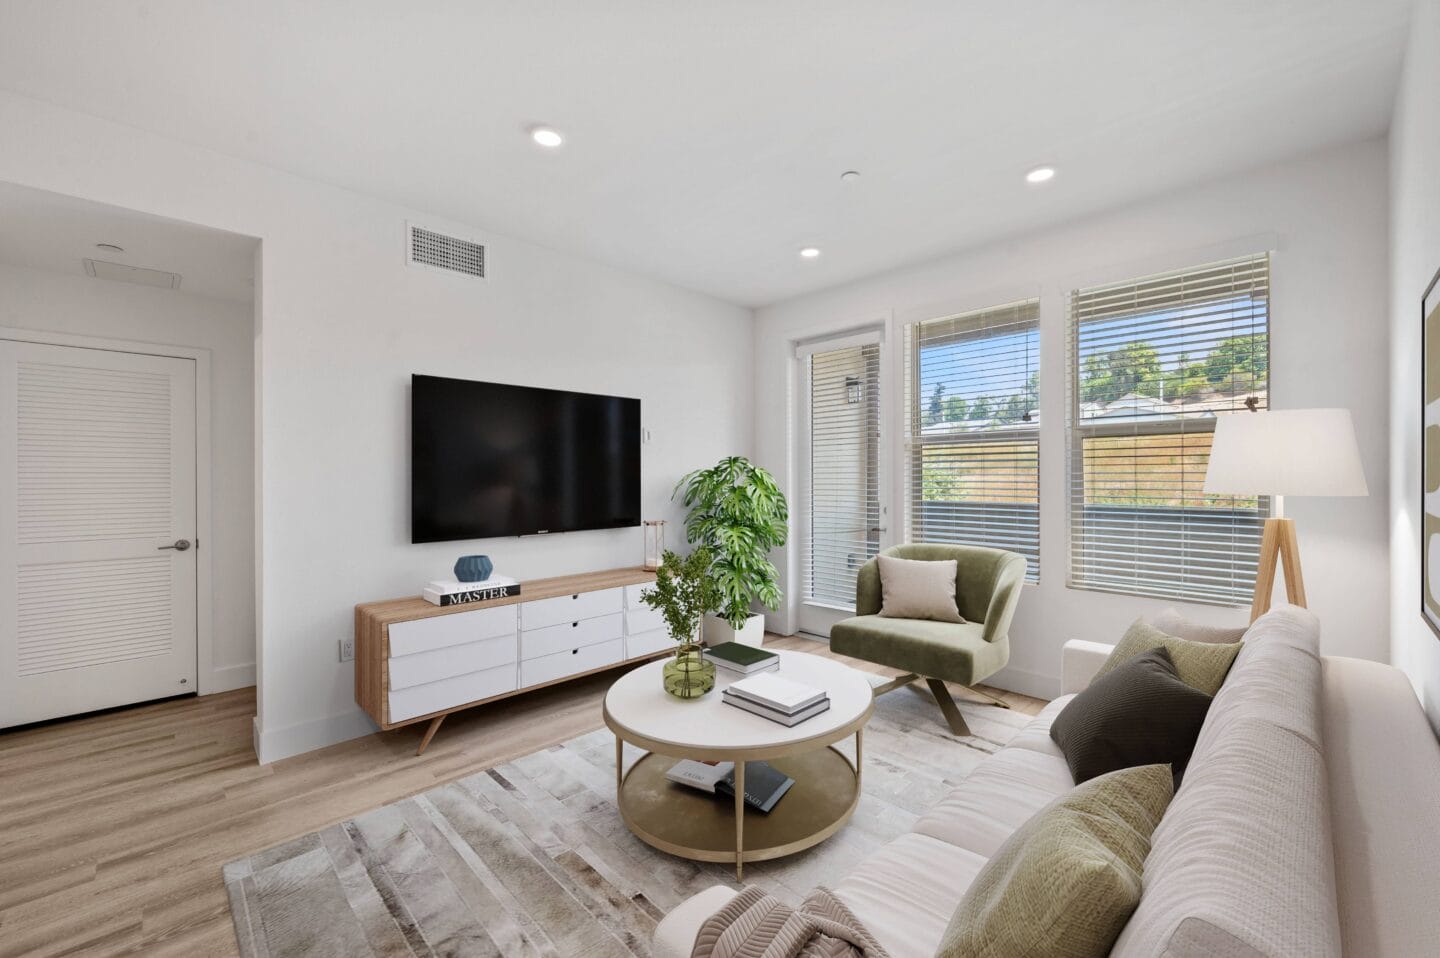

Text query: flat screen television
(411, 374), (641, 543)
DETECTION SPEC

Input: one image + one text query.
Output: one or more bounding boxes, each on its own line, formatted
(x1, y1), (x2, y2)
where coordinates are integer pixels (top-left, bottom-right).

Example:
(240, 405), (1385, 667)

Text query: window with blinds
(1067, 253), (1271, 605)
(905, 300), (1040, 580)
(804, 339), (882, 608)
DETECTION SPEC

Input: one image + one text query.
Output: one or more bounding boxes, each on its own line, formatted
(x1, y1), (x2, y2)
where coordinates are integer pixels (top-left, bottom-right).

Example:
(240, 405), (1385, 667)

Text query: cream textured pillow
(1095, 619), (1241, 697)
(1149, 607), (1247, 645)
(877, 555), (964, 623)
(935, 764), (1174, 958)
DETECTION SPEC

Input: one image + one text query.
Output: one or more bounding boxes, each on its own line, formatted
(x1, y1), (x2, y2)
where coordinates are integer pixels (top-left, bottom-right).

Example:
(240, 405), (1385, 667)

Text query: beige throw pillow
(877, 555), (964, 623)
(935, 764), (1174, 958)
(1149, 607), (1247, 645)
(1094, 619), (1241, 697)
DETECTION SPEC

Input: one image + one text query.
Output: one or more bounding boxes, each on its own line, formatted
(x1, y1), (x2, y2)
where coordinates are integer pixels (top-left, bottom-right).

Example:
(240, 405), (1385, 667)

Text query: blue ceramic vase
(453, 555), (494, 583)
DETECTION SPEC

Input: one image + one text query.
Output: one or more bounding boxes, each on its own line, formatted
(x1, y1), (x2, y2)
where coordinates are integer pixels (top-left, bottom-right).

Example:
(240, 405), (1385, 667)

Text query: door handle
(158, 539), (192, 552)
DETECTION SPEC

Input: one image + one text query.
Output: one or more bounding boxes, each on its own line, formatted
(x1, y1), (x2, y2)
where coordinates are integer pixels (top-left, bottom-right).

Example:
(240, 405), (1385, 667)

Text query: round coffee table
(602, 649), (874, 879)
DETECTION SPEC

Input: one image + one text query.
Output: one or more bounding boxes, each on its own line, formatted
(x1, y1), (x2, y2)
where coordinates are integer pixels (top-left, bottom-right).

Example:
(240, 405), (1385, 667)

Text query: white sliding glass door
(796, 330), (890, 637)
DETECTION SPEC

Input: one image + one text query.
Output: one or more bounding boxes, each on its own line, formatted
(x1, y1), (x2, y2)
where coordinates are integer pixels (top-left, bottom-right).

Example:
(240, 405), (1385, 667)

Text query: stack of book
(722, 672), (830, 727)
(704, 641), (779, 676)
(423, 575), (521, 606)
(665, 759), (795, 814)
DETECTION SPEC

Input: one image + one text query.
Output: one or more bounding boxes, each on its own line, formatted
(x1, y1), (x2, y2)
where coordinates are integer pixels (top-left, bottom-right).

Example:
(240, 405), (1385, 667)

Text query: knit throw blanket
(690, 886), (891, 958)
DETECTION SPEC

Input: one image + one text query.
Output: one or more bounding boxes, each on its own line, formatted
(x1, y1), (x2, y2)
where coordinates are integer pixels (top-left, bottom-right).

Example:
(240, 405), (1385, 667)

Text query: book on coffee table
(725, 672), (828, 714)
(715, 761), (795, 814)
(665, 759), (735, 794)
(722, 689), (831, 726)
(705, 641), (779, 675)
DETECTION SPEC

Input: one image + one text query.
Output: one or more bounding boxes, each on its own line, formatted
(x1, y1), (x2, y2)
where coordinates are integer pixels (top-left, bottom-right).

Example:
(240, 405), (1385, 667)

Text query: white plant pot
(703, 613), (766, 647)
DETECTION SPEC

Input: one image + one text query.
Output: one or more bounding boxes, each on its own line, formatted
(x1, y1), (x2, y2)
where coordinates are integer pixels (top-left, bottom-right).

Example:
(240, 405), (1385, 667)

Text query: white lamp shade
(1204, 408), (1368, 498)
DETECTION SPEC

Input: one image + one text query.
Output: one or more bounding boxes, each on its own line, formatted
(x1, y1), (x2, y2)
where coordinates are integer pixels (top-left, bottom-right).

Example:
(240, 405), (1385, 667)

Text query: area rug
(224, 689), (1032, 957)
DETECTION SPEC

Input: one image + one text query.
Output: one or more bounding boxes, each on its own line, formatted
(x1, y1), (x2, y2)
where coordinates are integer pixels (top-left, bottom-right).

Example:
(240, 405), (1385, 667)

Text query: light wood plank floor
(0, 635), (1046, 957)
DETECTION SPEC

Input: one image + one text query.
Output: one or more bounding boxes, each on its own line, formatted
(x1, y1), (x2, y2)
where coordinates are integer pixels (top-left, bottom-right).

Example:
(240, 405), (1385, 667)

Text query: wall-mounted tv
(411, 375), (641, 543)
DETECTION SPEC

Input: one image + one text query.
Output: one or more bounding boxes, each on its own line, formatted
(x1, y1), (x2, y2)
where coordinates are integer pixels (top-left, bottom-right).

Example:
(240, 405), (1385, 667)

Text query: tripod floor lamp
(1203, 408), (1368, 622)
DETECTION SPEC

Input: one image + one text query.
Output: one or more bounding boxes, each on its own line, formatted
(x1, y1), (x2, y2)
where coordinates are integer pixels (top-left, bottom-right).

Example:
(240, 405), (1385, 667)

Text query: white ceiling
(0, 1), (1413, 307)
(0, 181), (257, 303)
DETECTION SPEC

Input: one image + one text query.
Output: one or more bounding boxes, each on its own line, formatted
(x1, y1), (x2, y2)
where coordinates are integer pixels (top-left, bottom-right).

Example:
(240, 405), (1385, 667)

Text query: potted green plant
(641, 546), (720, 698)
(674, 456), (789, 647)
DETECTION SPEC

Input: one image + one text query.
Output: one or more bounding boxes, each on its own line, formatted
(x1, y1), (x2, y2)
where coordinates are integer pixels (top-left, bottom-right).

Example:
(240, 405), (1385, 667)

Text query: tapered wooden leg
(734, 760), (746, 881)
(416, 715), (445, 756)
(1278, 519), (1307, 607)
(1252, 517), (1307, 622)
(615, 736), (623, 792)
(924, 678), (972, 737)
(1252, 518), (1281, 621)
(855, 729), (864, 786)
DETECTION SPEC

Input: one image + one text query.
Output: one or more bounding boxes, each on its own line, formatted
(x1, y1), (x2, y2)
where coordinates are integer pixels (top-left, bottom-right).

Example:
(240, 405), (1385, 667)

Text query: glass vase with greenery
(674, 456), (789, 635)
(641, 547), (720, 698)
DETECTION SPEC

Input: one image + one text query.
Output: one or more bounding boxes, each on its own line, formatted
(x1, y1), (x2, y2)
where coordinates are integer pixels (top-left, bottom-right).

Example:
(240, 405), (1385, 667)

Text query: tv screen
(411, 375), (641, 543)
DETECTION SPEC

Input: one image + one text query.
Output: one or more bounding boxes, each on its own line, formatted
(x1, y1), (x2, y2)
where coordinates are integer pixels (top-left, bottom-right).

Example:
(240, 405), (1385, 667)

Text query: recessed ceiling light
(799, 247), (821, 259)
(95, 242), (125, 252)
(1025, 166), (1056, 184)
(530, 126), (564, 148)
(840, 170), (861, 183)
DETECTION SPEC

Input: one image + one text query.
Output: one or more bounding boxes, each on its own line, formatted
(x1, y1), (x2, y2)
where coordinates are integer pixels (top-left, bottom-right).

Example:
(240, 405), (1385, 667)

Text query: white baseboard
(206, 662), (256, 694)
(985, 665), (1060, 701)
(255, 708), (377, 764)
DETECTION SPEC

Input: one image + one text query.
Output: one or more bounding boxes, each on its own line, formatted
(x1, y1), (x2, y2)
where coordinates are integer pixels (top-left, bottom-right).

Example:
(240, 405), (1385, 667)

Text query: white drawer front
(520, 587), (623, 630)
(626, 628), (674, 659)
(625, 583), (656, 610)
(388, 664), (517, 723)
(389, 635), (517, 691)
(520, 638), (625, 688)
(521, 612), (624, 661)
(626, 605), (666, 636)
(388, 605), (518, 657)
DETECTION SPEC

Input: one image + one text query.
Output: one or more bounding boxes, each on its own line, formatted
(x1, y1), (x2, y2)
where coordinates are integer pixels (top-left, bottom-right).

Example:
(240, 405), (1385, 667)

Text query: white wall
(0, 263), (256, 691)
(757, 139), (1391, 697)
(1388, 0), (1440, 734)
(0, 91), (754, 761)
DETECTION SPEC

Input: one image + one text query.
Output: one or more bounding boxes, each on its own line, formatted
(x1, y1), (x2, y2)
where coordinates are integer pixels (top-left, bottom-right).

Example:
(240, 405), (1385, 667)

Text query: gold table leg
(734, 759), (745, 881)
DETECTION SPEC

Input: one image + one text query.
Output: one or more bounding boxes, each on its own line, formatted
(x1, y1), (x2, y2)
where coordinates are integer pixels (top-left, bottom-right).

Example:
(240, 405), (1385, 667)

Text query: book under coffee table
(601, 649), (874, 879)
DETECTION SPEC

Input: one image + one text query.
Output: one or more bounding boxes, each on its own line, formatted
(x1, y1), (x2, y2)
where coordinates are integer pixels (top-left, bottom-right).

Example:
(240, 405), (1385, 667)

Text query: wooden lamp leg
(1251, 517), (1307, 622)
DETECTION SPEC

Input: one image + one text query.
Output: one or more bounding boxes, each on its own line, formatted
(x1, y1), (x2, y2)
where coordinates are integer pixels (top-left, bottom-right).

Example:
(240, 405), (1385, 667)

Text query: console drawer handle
(572, 621), (579, 628)
(572, 648), (579, 655)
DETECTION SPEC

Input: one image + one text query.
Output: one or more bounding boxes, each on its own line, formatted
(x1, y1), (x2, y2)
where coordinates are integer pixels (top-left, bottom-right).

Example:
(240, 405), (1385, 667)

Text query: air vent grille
(409, 225), (485, 278)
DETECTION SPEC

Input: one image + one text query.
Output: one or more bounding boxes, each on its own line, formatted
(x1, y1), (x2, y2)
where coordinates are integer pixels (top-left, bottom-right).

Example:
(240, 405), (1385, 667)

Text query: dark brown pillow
(1049, 647), (1212, 786)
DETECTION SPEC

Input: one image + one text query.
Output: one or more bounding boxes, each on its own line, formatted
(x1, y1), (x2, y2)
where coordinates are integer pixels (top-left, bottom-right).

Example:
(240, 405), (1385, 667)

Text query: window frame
(1065, 253), (1272, 607)
(904, 299), (1042, 581)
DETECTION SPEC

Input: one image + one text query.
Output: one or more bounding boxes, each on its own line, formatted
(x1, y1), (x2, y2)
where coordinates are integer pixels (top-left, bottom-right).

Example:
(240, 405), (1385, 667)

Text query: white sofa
(653, 606), (1440, 957)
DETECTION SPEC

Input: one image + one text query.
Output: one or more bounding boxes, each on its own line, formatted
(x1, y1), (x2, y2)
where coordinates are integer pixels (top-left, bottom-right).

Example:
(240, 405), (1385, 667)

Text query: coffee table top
(602, 649), (874, 756)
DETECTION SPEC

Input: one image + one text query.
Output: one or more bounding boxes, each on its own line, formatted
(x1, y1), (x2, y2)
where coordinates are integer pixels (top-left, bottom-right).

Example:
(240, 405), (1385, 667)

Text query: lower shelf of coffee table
(617, 745), (860, 864)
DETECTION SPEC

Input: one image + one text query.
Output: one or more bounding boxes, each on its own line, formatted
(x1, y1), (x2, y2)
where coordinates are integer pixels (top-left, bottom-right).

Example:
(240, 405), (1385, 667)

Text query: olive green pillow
(1093, 619), (1241, 696)
(935, 764), (1174, 958)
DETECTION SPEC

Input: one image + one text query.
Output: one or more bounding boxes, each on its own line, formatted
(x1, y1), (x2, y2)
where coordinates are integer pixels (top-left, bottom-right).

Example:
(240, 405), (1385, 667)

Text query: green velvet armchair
(830, 544), (1027, 736)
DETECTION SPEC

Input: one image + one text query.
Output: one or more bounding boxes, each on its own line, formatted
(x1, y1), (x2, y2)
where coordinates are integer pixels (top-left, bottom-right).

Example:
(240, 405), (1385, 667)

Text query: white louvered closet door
(0, 341), (197, 727)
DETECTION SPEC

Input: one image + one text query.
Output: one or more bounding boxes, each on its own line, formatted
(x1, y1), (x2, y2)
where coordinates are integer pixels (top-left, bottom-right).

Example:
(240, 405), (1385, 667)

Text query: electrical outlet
(338, 637), (355, 662)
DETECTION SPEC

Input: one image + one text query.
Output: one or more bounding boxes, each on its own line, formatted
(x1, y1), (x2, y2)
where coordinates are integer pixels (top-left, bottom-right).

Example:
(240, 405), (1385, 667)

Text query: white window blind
(804, 339), (882, 608)
(1067, 253), (1271, 605)
(904, 300), (1040, 580)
